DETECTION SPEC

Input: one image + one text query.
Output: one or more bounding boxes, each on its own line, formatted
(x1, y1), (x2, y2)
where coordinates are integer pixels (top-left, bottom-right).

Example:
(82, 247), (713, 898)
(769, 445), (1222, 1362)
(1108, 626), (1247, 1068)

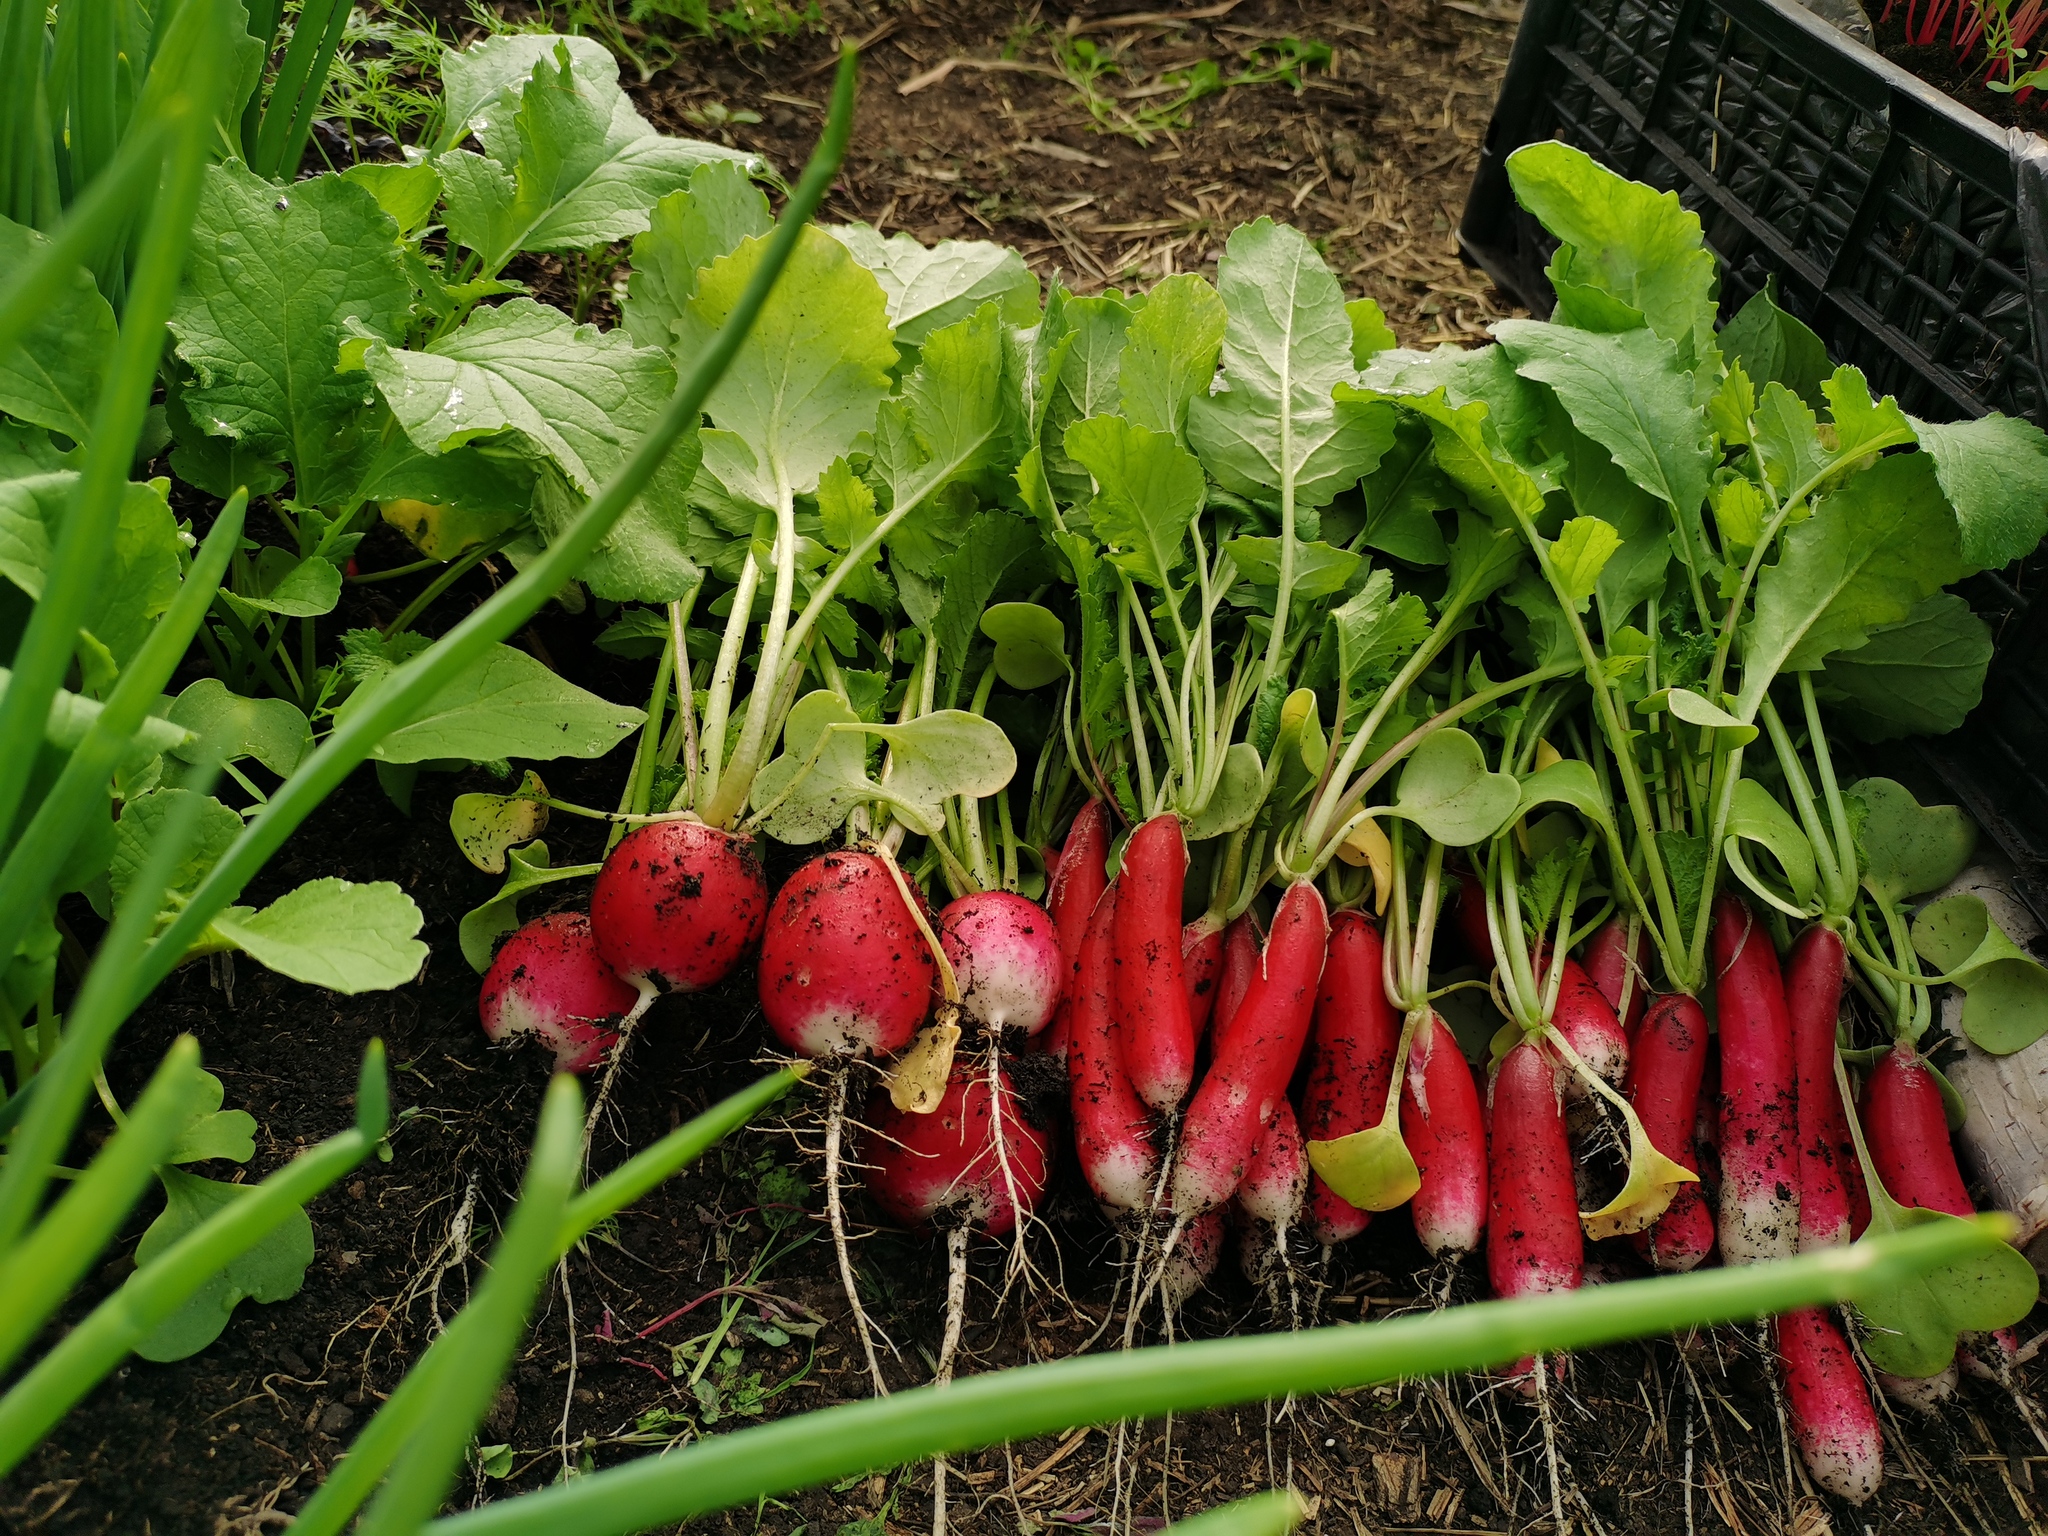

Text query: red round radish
(1115, 814), (1196, 1112)
(1038, 800), (1111, 1064)
(479, 913), (637, 1073)
(1487, 1037), (1582, 1300)
(1778, 1307), (1882, 1504)
(1300, 910), (1399, 1246)
(1210, 910), (1265, 1056)
(591, 820), (767, 993)
(1582, 916), (1647, 1042)
(1171, 881), (1329, 1217)
(1710, 894), (1799, 1264)
(1183, 911), (1226, 1039)
(1786, 924), (1861, 1249)
(1405, 1011), (1488, 1258)
(1861, 1040), (1974, 1219)
(1067, 882), (1159, 1212)
(1552, 957), (1628, 1100)
(939, 891), (1063, 1037)
(864, 1062), (1051, 1237)
(1162, 1207), (1225, 1306)
(759, 851), (935, 1058)
(1625, 994), (1715, 1273)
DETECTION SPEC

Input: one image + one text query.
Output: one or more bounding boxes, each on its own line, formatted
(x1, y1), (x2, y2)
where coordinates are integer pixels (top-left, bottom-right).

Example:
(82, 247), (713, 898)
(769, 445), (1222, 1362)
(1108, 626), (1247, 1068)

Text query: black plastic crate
(1458, 0), (2048, 906)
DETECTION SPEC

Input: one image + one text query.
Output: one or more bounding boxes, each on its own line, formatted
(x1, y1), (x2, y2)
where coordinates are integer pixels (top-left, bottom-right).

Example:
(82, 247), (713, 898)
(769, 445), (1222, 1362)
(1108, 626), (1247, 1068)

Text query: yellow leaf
(1534, 737), (1563, 772)
(885, 1016), (962, 1114)
(1336, 814), (1394, 915)
(381, 498), (514, 562)
(1306, 1111), (1420, 1212)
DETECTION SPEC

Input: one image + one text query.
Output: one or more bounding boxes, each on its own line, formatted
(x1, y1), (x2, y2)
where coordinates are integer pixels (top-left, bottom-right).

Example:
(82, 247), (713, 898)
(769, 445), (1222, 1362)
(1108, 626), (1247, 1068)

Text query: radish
(1877, 1362), (1956, 1413)
(759, 850), (936, 1058)
(1404, 1011), (1489, 1258)
(1860, 1040), (1973, 1219)
(1161, 1207), (1225, 1307)
(1182, 912), (1226, 1038)
(1624, 994), (1715, 1272)
(1582, 916), (1647, 1042)
(1067, 881), (1160, 1212)
(1551, 956), (1628, 1098)
(1210, 910), (1264, 1055)
(865, 1061), (1052, 1237)
(1300, 910), (1399, 1246)
(1115, 813), (1196, 1112)
(1487, 1037), (1581, 1385)
(1710, 893), (1800, 1264)
(938, 891), (1063, 1038)
(1233, 1099), (1307, 1298)
(1450, 869), (1493, 968)
(590, 820), (768, 993)
(1786, 924), (1860, 1249)
(478, 913), (638, 1073)
(1170, 881), (1329, 1217)
(1038, 799), (1111, 1064)
(1777, 1307), (1883, 1504)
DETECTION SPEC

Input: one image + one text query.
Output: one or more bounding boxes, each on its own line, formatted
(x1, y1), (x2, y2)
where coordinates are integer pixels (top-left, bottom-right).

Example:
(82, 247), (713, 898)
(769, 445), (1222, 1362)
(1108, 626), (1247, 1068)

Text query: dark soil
(1872, 0), (2048, 133)
(9, 2), (2048, 1534)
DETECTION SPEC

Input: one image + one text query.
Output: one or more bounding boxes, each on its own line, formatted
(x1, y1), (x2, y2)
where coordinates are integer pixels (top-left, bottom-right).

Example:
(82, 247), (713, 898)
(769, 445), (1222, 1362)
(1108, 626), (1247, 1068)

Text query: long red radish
(1183, 912), (1226, 1038)
(759, 850), (935, 1058)
(1582, 916), (1647, 1041)
(590, 820), (768, 993)
(865, 1062), (1052, 1236)
(1405, 1011), (1489, 1258)
(939, 891), (1063, 1038)
(1161, 1207), (1225, 1307)
(1209, 910), (1264, 1055)
(1777, 1307), (1882, 1504)
(1487, 1036), (1582, 1300)
(1299, 910), (1399, 1246)
(1067, 882), (1159, 1212)
(1039, 800), (1110, 1063)
(1170, 881), (1329, 1217)
(1551, 957), (1628, 1099)
(1450, 869), (1492, 968)
(1861, 1040), (1973, 1219)
(1625, 994), (1715, 1272)
(1234, 1099), (1307, 1291)
(1115, 813), (1196, 1112)
(1710, 893), (1799, 1264)
(1786, 924), (1860, 1249)
(479, 913), (638, 1073)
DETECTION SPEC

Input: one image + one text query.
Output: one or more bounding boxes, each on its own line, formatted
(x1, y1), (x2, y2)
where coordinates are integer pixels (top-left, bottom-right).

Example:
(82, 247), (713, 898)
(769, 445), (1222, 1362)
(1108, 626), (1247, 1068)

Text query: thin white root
(1122, 1212), (1190, 1351)
(825, 1066), (892, 1397)
(581, 986), (657, 1166)
(931, 1226), (969, 1536)
(1534, 1354), (1567, 1536)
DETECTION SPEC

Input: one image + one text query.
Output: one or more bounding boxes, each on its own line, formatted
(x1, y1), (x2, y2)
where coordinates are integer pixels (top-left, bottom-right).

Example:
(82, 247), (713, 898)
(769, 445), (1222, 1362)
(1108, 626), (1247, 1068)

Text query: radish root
(825, 1065), (893, 1397)
(930, 1225), (969, 1536)
(581, 983), (658, 1166)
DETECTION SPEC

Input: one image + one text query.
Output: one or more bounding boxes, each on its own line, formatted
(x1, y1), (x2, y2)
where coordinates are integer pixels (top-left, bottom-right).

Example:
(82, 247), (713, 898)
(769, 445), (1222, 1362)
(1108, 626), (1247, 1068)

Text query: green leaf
(451, 769), (551, 873)
(1821, 367), (1913, 465)
(134, 1168), (314, 1361)
(1548, 515), (1621, 610)
(439, 41), (755, 273)
(1494, 321), (1714, 535)
(747, 690), (877, 844)
(980, 602), (1067, 689)
(111, 790), (246, 911)
(865, 711), (1018, 817)
(169, 164), (410, 503)
(1356, 419), (1453, 565)
(349, 641), (645, 764)
(1119, 272), (1227, 442)
(365, 299), (702, 603)
(1346, 296), (1397, 366)
(1065, 415), (1205, 589)
(1723, 778), (1817, 909)
(1328, 569), (1431, 704)
(209, 878), (429, 993)
(459, 839), (602, 972)
(0, 214), (118, 441)
(1750, 382), (1828, 499)
(1390, 729), (1521, 847)
(1516, 757), (1616, 830)
(221, 547), (343, 619)
(1223, 536), (1360, 599)
(375, 478), (534, 560)
(1735, 453), (1965, 720)
(622, 160), (771, 350)
(1718, 287), (1830, 409)
(1911, 895), (2048, 1055)
(339, 160), (444, 237)
(928, 510), (1040, 678)
(1643, 685), (1758, 747)
(1504, 140), (1717, 363)
(1712, 476), (1768, 557)
(1852, 1196), (2038, 1377)
(1187, 219), (1395, 510)
(815, 456), (891, 611)
(1907, 413), (2048, 573)
(166, 1069), (258, 1166)
(1182, 741), (1265, 840)
(1351, 385), (1546, 528)
(1815, 593), (1993, 741)
(828, 224), (1039, 349)
(436, 33), (644, 153)
(1040, 294), (1137, 503)
(1656, 829), (1711, 946)
(0, 476), (184, 670)
(165, 678), (314, 777)
(1848, 777), (1977, 905)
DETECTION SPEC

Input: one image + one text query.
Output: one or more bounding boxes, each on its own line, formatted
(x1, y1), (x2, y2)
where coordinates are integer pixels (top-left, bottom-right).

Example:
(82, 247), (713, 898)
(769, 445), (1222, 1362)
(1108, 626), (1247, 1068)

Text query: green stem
(381, 529), (517, 640)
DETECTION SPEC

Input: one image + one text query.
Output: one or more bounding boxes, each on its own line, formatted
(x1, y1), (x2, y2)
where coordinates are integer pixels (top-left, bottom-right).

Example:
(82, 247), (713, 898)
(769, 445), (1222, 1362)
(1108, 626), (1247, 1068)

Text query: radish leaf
(623, 160), (771, 349)
(1815, 594), (1993, 740)
(1722, 778), (1817, 909)
(0, 216), (116, 442)
(208, 878), (427, 993)
(1848, 778), (1977, 904)
(1066, 415), (1204, 588)
(1547, 515), (1622, 609)
(164, 679), (313, 779)
(350, 642), (645, 764)
(166, 1069), (257, 1166)
(1182, 742), (1265, 840)
(1907, 412), (2048, 571)
(1119, 272), (1228, 442)
(1852, 1197), (2038, 1377)
(980, 602), (1067, 689)
(134, 1169), (314, 1361)
(1306, 1112), (1420, 1212)
(1040, 294), (1138, 504)
(1910, 894), (2048, 1055)
(450, 771), (551, 874)
(1224, 536), (1360, 599)
(458, 840), (602, 972)
(828, 225), (1038, 350)
(1391, 728), (1520, 847)
(110, 790), (246, 911)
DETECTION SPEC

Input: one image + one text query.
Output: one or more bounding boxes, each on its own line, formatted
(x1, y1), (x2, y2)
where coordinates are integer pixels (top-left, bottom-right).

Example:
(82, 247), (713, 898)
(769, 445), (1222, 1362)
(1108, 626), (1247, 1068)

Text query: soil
(1871, 0), (2048, 133)
(8, 2), (2048, 1535)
